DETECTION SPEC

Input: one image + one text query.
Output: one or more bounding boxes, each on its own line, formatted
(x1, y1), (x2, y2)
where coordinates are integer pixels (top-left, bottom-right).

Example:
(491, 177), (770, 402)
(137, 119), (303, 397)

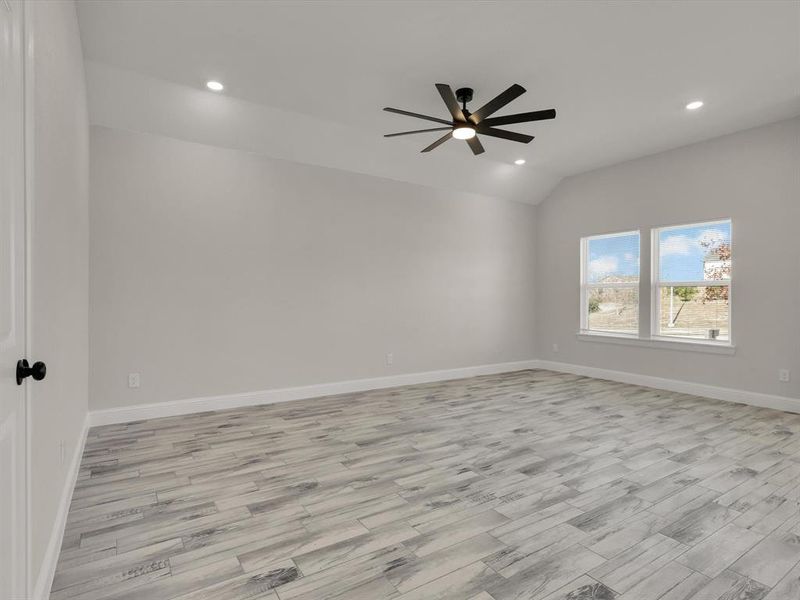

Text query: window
(580, 231), (640, 336)
(652, 220), (731, 342)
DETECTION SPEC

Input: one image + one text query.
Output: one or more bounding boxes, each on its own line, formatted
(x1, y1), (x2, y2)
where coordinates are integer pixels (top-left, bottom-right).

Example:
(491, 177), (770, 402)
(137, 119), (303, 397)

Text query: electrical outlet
(552, 343), (559, 353)
(386, 353), (393, 366)
(779, 369), (790, 382)
(128, 372), (141, 388)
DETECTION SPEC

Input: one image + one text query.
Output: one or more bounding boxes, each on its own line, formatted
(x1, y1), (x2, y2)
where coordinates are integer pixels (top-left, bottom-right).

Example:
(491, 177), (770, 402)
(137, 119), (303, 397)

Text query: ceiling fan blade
(466, 136), (484, 155)
(435, 83), (467, 123)
(383, 107), (452, 126)
(384, 127), (452, 138)
(421, 132), (453, 153)
(480, 108), (556, 127)
(476, 127), (534, 144)
(468, 84), (526, 124)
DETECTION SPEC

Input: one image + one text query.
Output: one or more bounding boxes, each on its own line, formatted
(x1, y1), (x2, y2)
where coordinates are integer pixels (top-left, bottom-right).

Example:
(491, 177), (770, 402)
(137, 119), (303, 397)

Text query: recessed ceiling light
(206, 80), (224, 92)
(514, 159), (526, 165)
(452, 126), (476, 140)
(685, 100), (704, 110)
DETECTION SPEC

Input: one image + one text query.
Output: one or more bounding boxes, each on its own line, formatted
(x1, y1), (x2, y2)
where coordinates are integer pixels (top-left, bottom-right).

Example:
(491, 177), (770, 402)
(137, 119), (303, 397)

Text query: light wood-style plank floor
(51, 370), (800, 599)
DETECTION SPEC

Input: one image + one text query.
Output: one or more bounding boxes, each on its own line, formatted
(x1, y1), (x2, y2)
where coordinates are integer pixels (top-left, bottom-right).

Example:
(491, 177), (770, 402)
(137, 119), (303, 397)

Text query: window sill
(576, 331), (736, 355)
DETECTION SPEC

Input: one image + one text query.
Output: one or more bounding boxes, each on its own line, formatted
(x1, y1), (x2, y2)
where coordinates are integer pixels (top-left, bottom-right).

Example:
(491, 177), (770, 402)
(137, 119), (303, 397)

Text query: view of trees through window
(656, 220), (731, 341)
(657, 286), (729, 340)
(587, 287), (638, 334)
(582, 231), (639, 335)
(581, 220), (731, 342)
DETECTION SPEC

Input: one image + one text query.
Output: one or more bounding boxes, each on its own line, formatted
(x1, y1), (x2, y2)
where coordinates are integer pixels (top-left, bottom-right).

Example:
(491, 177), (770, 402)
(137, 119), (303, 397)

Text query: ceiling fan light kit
(383, 83), (556, 156)
(452, 126), (476, 140)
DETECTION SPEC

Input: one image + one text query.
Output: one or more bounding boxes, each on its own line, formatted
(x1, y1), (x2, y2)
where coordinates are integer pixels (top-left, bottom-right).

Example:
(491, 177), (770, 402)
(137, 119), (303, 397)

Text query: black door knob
(16, 359), (47, 385)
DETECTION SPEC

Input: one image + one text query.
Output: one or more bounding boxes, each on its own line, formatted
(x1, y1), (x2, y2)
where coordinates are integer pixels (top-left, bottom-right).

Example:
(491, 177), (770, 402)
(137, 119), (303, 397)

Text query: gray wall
(536, 118), (800, 399)
(28, 0), (90, 584)
(88, 117), (799, 414)
(89, 126), (538, 409)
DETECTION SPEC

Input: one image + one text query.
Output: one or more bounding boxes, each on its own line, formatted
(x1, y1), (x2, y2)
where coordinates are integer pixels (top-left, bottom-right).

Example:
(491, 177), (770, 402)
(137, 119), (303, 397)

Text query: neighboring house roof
(704, 251), (725, 262)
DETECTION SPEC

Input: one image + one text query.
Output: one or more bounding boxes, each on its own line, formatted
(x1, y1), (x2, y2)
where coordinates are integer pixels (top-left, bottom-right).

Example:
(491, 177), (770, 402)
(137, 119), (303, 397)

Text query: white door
(1, 1), (29, 598)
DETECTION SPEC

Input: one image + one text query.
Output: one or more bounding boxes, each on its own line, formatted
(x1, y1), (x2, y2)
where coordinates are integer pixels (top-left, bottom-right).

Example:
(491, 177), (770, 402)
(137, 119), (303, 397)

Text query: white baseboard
(89, 360), (540, 427)
(535, 360), (800, 415)
(31, 412), (90, 600)
(89, 357), (800, 428)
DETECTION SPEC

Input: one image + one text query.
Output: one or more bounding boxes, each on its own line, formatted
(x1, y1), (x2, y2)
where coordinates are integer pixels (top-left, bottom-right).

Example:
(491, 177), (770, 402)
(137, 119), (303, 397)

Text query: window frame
(579, 229), (641, 338)
(650, 219), (732, 346)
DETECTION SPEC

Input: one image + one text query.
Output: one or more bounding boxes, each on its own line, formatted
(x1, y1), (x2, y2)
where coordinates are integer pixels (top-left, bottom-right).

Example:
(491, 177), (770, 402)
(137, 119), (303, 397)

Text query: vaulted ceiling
(76, 0), (800, 204)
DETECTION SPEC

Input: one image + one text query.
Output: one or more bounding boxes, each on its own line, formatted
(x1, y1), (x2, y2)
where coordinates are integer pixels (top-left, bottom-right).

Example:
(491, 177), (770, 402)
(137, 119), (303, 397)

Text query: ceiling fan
(383, 84), (556, 155)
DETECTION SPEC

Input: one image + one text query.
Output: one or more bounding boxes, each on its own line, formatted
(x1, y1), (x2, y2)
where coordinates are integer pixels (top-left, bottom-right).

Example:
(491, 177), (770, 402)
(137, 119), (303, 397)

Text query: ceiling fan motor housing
(455, 87), (474, 106)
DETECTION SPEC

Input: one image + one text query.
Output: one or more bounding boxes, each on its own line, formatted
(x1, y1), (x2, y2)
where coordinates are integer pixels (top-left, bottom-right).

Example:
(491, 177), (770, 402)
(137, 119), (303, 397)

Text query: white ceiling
(76, 0), (800, 204)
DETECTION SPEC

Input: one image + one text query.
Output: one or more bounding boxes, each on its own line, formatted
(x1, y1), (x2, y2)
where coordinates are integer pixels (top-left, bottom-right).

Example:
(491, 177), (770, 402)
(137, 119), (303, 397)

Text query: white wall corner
(31, 413), (90, 600)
